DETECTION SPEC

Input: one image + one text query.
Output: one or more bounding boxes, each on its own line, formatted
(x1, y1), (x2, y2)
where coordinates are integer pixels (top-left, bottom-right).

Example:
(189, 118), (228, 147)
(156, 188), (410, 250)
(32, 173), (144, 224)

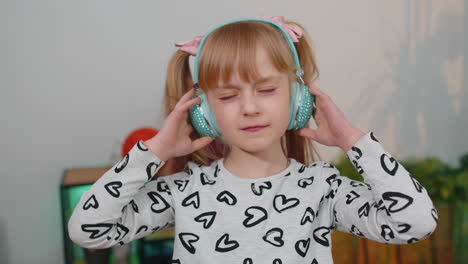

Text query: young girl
(68, 15), (438, 263)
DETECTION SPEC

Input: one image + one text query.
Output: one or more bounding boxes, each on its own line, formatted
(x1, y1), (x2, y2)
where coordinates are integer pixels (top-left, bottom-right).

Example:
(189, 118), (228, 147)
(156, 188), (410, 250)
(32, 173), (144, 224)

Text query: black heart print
(352, 160), (364, 174)
(157, 181), (171, 194)
(431, 208), (438, 223)
(136, 225), (148, 234)
(380, 224), (395, 241)
(105, 181), (123, 198)
(311, 258), (318, 264)
(115, 223), (129, 241)
(81, 223), (114, 239)
(273, 194), (300, 213)
(313, 226), (331, 247)
(380, 154), (399, 176)
(375, 199), (391, 216)
(298, 176), (314, 188)
(262, 227), (284, 247)
(273, 259), (283, 264)
(121, 203), (127, 213)
(325, 178), (342, 200)
(294, 237), (310, 257)
(325, 174), (337, 185)
(114, 154), (129, 173)
(243, 206), (268, 227)
(200, 172), (216, 185)
(175, 180), (189, 192)
(178, 232), (199, 254)
(243, 258), (253, 264)
(351, 146), (363, 160)
(83, 194), (99, 210)
(370, 132), (379, 142)
(137, 140), (148, 151)
(317, 195), (325, 217)
(382, 192), (413, 213)
(129, 199), (139, 213)
(350, 180), (371, 190)
(333, 209), (338, 224)
(298, 165), (307, 173)
(350, 225), (364, 237)
(182, 191), (200, 209)
(147, 191), (171, 213)
(216, 190), (237, 206)
(410, 174), (423, 193)
(194, 211), (216, 229)
(397, 223), (411, 233)
(184, 166), (193, 175)
(345, 190), (360, 204)
(358, 202), (371, 218)
(300, 207), (315, 225)
(146, 161), (162, 180)
(214, 165), (221, 177)
(251, 181), (272, 196)
(215, 233), (239, 253)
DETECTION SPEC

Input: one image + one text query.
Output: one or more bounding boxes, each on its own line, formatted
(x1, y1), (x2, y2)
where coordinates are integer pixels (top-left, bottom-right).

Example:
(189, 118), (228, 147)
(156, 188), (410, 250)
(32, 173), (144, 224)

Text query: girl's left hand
(296, 83), (365, 152)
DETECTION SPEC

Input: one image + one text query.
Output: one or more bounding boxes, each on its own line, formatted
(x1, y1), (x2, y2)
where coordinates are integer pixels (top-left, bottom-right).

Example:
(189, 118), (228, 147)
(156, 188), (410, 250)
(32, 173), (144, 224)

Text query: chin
(235, 138), (275, 153)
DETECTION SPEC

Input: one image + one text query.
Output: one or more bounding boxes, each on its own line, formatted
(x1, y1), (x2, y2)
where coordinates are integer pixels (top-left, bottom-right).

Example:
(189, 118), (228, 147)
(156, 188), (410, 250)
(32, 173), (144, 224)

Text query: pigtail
(158, 50), (226, 175)
(280, 20), (322, 165)
(288, 20), (319, 85)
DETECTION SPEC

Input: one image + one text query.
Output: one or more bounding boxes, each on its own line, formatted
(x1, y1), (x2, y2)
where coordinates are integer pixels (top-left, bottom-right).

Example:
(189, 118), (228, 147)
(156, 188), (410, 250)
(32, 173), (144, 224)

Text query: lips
(241, 125), (268, 132)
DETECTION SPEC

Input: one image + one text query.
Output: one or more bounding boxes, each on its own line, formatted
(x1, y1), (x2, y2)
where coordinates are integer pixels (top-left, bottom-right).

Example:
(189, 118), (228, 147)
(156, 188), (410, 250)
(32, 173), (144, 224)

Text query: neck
(223, 142), (290, 179)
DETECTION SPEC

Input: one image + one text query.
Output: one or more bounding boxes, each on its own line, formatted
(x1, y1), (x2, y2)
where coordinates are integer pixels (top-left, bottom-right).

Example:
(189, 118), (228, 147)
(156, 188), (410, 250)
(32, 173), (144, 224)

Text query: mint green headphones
(189, 17), (315, 139)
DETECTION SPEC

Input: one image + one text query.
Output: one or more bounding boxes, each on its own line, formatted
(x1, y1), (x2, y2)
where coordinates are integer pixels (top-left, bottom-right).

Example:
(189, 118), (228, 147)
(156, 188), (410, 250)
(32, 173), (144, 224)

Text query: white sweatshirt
(68, 131), (438, 264)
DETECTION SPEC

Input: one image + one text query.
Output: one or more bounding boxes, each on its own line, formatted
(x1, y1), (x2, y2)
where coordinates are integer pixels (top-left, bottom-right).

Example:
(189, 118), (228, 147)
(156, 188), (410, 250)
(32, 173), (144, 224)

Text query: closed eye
(259, 88), (276, 93)
(219, 88), (276, 101)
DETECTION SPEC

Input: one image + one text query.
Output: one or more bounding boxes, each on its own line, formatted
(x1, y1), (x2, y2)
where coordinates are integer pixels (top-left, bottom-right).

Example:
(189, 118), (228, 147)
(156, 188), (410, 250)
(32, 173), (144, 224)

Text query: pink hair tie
(174, 35), (203, 56)
(260, 15), (303, 42)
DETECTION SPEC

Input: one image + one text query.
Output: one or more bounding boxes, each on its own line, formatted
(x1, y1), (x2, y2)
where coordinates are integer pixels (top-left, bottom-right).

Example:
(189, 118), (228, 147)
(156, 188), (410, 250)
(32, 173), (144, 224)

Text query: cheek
(278, 98), (292, 128)
(208, 99), (234, 129)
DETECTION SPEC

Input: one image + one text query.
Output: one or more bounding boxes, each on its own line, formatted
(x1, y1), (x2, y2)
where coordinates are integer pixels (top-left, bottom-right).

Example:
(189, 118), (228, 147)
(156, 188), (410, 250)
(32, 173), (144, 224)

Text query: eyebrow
(217, 75), (280, 90)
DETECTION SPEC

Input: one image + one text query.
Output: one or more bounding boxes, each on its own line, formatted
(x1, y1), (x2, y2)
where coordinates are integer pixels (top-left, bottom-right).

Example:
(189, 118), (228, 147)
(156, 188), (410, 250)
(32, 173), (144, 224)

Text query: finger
(178, 97), (201, 113)
(175, 88), (196, 108)
(307, 83), (329, 100)
(296, 127), (318, 140)
(191, 136), (214, 152)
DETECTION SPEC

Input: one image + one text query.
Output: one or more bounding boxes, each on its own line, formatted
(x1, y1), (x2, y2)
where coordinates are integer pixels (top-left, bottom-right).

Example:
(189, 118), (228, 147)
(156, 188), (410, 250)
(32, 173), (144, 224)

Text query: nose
(240, 92), (260, 116)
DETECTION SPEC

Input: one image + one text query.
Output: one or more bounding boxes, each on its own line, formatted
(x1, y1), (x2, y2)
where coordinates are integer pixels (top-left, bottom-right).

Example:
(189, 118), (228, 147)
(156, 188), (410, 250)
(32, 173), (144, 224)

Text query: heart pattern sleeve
(323, 132), (438, 244)
(67, 140), (176, 249)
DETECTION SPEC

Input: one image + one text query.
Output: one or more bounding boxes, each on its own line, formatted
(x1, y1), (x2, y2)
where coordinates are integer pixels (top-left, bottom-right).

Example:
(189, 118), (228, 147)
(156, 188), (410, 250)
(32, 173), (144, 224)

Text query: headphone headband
(192, 17), (303, 84)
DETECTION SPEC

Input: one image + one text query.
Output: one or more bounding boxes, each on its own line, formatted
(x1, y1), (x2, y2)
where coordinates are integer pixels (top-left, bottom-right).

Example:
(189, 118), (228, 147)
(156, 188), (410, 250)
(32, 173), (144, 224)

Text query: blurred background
(1, 0), (466, 263)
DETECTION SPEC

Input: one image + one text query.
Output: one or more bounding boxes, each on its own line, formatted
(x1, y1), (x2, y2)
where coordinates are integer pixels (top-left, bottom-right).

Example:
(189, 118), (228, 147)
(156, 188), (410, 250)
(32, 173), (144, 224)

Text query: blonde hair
(161, 18), (322, 174)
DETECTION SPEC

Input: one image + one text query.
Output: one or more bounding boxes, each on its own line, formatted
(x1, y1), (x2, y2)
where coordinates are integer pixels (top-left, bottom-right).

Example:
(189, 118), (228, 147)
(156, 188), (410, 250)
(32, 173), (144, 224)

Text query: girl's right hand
(144, 88), (214, 161)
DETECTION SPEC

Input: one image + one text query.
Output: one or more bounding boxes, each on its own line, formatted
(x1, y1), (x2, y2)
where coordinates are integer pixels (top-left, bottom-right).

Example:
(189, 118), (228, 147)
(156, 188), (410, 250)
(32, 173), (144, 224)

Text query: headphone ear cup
(189, 93), (222, 139)
(295, 83), (315, 130)
(287, 82), (300, 130)
(288, 82), (315, 130)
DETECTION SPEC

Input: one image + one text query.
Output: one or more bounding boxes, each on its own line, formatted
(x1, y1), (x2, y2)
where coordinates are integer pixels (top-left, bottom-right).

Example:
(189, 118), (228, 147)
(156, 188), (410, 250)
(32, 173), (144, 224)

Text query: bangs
(198, 20), (296, 91)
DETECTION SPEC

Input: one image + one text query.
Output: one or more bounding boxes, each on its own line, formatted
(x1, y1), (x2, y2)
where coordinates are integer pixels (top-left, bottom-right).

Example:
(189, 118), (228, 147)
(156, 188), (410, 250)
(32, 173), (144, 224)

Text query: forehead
(216, 47), (284, 89)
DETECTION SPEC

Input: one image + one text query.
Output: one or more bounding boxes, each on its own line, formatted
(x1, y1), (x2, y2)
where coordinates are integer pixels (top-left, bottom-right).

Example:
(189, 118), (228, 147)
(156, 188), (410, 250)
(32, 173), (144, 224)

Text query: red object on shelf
(122, 127), (159, 157)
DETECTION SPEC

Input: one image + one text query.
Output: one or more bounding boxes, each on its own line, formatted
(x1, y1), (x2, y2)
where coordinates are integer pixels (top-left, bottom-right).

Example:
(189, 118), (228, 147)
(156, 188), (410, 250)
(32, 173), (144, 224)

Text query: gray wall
(1, 0), (466, 263)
